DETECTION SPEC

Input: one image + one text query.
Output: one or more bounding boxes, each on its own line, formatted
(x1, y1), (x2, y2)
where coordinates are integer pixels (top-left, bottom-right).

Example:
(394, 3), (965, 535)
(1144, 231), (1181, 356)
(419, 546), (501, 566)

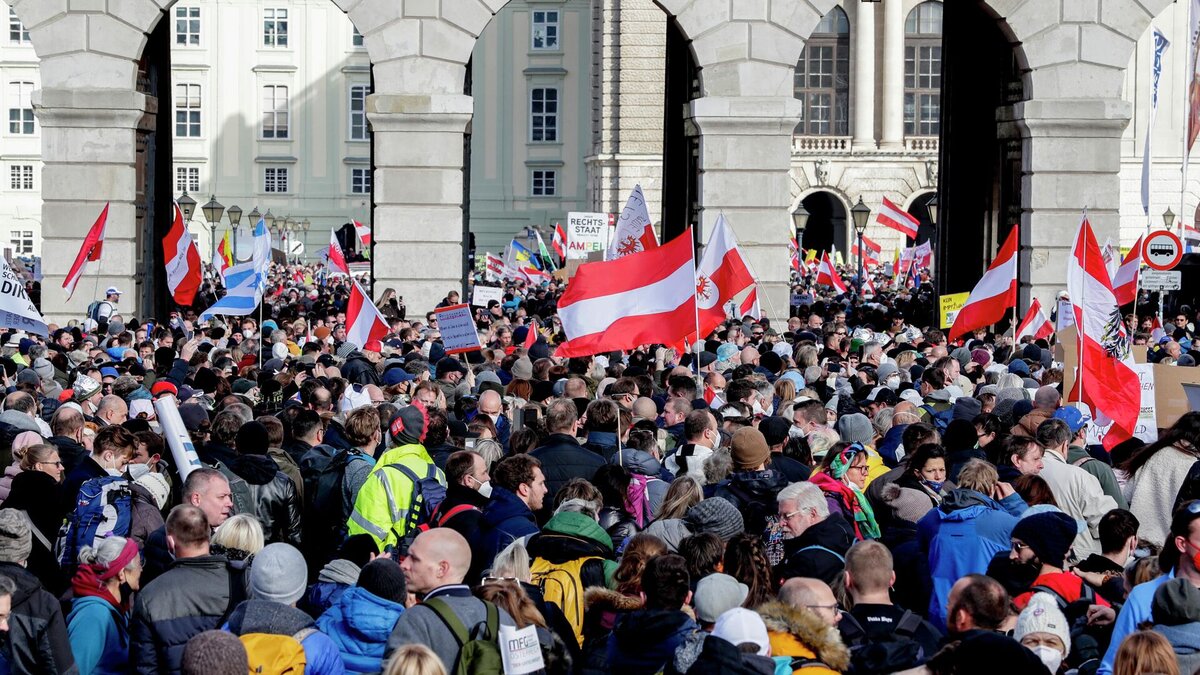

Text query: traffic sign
(1142, 269), (1182, 291)
(1143, 230), (1184, 270)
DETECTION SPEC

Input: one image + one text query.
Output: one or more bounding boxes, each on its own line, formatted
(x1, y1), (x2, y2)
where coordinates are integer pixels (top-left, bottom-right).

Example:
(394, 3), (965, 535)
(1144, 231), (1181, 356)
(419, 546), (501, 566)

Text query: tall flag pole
(1144, 28), (1170, 225)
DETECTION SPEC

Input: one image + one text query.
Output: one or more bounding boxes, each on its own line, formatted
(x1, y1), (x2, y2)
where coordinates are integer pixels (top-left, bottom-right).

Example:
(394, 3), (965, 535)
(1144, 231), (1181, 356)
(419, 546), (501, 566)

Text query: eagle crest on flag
(617, 235), (643, 257)
(1101, 307), (1132, 361)
(696, 275), (713, 300)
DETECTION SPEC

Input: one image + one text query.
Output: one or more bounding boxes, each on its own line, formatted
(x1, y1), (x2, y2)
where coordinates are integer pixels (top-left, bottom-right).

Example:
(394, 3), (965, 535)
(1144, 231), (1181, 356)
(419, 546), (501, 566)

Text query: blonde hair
(657, 476), (703, 520)
(475, 580), (546, 630)
(1112, 630), (1180, 675)
(18, 444), (57, 471)
(382, 644), (447, 675)
(774, 379), (797, 406)
(212, 514), (264, 558)
(491, 539), (532, 583)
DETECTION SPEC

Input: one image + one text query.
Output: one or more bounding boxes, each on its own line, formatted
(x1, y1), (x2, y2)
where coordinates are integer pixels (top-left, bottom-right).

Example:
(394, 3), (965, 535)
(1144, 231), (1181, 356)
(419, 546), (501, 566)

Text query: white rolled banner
(153, 394), (204, 483)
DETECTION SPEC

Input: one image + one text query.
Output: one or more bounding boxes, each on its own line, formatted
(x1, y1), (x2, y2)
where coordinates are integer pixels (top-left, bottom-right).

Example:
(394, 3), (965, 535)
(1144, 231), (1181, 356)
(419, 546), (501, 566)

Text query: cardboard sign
(471, 285), (503, 307)
(499, 624), (544, 674)
(1085, 363), (1158, 445)
(938, 292), (970, 329)
(566, 212), (610, 260)
(433, 303), (482, 355)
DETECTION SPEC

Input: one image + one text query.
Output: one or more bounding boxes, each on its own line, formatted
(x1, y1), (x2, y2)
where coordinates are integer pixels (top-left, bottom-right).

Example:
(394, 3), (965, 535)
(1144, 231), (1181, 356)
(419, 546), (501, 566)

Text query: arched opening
(800, 191), (848, 256)
(794, 7), (850, 138)
(906, 191), (937, 245)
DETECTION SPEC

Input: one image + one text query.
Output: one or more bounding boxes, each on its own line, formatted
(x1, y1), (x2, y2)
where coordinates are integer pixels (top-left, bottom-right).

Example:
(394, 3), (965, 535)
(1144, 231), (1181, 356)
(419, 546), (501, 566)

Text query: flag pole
(691, 227), (703, 396)
(1077, 210), (1087, 404)
(1183, 0), (1192, 238)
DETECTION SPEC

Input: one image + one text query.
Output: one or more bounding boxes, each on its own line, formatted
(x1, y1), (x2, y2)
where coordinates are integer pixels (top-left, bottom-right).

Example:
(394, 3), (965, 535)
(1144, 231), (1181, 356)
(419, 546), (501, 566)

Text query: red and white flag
(1067, 217), (1141, 451)
(815, 252), (848, 294)
(738, 287), (762, 320)
(1015, 298), (1054, 341)
(948, 226), (1019, 341)
(353, 220), (372, 250)
(346, 278), (388, 348)
(694, 215), (755, 340)
(522, 266), (551, 284)
(552, 223), (567, 260)
(877, 197), (920, 239)
(606, 184), (658, 260)
(788, 236), (800, 273)
(213, 232), (233, 278)
(63, 203), (109, 300)
(913, 241), (933, 269)
(1112, 235), (1143, 306)
(557, 229), (696, 357)
(327, 231), (350, 274)
(851, 236), (881, 265)
(485, 253), (505, 282)
(163, 202), (202, 306)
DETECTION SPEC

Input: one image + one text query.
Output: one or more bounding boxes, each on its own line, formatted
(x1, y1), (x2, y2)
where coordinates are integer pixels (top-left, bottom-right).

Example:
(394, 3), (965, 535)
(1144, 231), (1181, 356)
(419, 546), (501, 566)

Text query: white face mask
(886, 375), (901, 390)
(471, 477), (493, 499)
(1030, 646), (1062, 673)
(788, 425), (807, 440)
(126, 463), (151, 480)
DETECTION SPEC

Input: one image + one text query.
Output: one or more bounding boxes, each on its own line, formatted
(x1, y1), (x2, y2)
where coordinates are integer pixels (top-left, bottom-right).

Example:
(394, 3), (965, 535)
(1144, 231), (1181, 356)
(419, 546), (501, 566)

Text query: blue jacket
(917, 488), (1027, 630)
(1098, 569), (1174, 675)
(316, 587), (405, 674)
(300, 581), (351, 620)
(67, 596), (128, 675)
(476, 486), (540, 567)
(226, 599), (345, 675)
(875, 424), (907, 467)
(607, 609), (698, 674)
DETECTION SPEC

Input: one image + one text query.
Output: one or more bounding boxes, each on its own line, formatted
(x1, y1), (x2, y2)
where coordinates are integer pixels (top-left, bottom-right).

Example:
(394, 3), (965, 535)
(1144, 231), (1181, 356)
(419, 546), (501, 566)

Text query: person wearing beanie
(1010, 510), (1112, 612)
(836, 413), (888, 485)
(181, 630), (248, 675)
(226, 543), (343, 675)
(226, 420), (302, 547)
(300, 534), (380, 619)
(0, 509), (76, 674)
(757, 415), (811, 483)
(711, 428), (789, 537)
(316, 557), (407, 673)
(1014, 592), (1072, 674)
(810, 443), (882, 540)
(684, 497), (745, 542)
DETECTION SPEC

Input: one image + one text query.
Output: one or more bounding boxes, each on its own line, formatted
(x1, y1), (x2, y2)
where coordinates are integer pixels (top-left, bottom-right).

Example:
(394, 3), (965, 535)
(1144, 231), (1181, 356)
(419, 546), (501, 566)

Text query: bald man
(632, 397), (658, 422)
(779, 577), (841, 628)
(95, 395), (129, 426)
(475, 389), (511, 449)
(385, 529), (514, 668)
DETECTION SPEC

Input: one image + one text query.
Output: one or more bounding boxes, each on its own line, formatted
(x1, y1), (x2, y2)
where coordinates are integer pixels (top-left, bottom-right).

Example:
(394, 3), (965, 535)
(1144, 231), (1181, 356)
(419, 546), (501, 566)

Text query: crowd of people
(0, 261), (1197, 675)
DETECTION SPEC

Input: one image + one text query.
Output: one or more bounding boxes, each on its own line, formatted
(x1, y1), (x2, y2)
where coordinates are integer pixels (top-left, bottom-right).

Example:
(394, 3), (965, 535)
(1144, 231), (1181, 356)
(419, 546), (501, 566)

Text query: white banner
(1056, 298), (1076, 331)
(1086, 363), (1158, 445)
(0, 258), (46, 336)
(471, 285), (503, 307)
(565, 212), (610, 260)
(499, 624), (545, 675)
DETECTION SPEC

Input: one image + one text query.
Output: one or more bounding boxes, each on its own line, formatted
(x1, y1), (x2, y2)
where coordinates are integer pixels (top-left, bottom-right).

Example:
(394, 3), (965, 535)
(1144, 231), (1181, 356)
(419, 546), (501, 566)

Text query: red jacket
(1015, 571), (1111, 610)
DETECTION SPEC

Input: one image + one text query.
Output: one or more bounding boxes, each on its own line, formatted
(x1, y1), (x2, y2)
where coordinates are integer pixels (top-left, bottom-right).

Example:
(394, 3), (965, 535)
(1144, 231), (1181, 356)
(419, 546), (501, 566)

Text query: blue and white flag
(199, 219), (271, 319)
(1142, 27), (1170, 216)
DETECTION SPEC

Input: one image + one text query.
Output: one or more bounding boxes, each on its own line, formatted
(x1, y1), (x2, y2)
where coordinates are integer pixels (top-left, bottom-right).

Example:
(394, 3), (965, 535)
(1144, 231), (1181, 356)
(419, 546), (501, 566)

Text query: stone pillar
(690, 96), (802, 322)
(368, 93), (473, 315)
(880, 0), (905, 149)
(1017, 98), (1130, 308)
(35, 88), (149, 325)
(852, 0), (876, 150)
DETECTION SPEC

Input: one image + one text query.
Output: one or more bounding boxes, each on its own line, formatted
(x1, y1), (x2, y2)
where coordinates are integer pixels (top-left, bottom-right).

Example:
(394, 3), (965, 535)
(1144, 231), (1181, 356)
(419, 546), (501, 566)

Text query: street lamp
(1163, 206), (1176, 231)
(247, 207), (261, 226)
(926, 194), (938, 227)
(227, 205), (242, 228)
(263, 209), (276, 231)
(201, 196), (224, 263)
(792, 204), (809, 247)
(851, 196), (872, 296)
(177, 192), (196, 221)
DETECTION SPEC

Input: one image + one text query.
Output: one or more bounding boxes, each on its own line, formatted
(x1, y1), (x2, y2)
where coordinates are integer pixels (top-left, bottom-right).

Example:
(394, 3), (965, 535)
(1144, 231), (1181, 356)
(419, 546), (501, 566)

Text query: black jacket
(598, 506), (639, 548)
(712, 469), (791, 536)
(435, 483), (489, 545)
(46, 436), (88, 475)
(529, 433), (604, 522)
(131, 554), (238, 675)
(199, 441), (237, 468)
(0, 562), (76, 675)
(4, 472), (69, 595)
(228, 454), (302, 546)
(774, 514), (856, 586)
(59, 456), (106, 515)
(341, 353), (380, 386)
(140, 525), (172, 588)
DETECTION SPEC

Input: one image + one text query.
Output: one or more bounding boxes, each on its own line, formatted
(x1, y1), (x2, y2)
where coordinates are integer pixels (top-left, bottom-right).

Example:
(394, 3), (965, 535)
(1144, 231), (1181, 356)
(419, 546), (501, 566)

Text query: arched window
(794, 7), (850, 136)
(905, 1), (942, 136)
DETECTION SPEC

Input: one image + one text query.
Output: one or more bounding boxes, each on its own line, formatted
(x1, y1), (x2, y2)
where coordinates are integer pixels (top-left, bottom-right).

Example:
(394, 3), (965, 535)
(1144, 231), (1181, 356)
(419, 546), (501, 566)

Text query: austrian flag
(947, 227), (1018, 342)
(815, 252), (847, 294)
(1015, 298), (1054, 341)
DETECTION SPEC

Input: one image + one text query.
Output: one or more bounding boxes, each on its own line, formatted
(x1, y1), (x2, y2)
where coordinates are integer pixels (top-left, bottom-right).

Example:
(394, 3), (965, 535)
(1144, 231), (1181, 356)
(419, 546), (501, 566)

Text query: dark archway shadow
(801, 191), (848, 256)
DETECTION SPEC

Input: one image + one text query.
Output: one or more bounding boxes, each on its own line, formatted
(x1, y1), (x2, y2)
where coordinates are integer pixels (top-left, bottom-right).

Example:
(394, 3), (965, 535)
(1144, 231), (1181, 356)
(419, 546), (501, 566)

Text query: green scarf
(829, 443), (881, 540)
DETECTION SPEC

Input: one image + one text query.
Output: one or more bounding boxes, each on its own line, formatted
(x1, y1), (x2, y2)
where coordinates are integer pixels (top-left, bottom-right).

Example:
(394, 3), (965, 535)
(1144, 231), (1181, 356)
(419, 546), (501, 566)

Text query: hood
(665, 444), (713, 479)
(229, 454), (280, 485)
(586, 587), (644, 613)
(938, 488), (1000, 518)
(317, 559), (361, 586)
(610, 448), (662, 477)
(643, 518), (691, 552)
(876, 424), (908, 465)
(611, 608), (696, 648)
(0, 410), (39, 433)
(482, 486), (535, 527)
(757, 600), (851, 672)
(0, 563), (44, 607)
(228, 599), (314, 637)
(542, 511), (614, 550)
(1013, 409), (1053, 436)
(376, 443), (434, 467)
(335, 586), (405, 643)
(528, 512), (615, 562)
(727, 469), (790, 497)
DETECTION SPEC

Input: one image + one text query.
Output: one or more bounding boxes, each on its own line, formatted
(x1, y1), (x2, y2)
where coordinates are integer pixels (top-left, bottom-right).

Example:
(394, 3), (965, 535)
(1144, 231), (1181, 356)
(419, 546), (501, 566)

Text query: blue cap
(99, 367), (119, 379)
(383, 368), (416, 386)
(1053, 405), (1091, 433)
(716, 343), (739, 363)
(1007, 359), (1030, 376)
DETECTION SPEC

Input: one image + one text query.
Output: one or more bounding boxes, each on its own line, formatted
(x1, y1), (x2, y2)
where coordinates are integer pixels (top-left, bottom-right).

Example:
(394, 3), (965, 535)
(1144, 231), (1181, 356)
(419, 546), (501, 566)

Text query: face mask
(1031, 646), (1062, 673)
(923, 479), (944, 492)
(789, 425), (807, 440)
(126, 463), (151, 481)
(887, 376), (901, 390)
(471, 477), (493, 498)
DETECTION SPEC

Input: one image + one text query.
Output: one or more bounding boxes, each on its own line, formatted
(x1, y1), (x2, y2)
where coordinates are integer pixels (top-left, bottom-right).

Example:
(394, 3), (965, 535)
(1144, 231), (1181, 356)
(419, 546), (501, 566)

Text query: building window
(176, 167), (199, 193)
(9, 165), (32, 191)
(532, 10), (559, 50)
(352, 26), (364, 47)
(531, 88), (558, 142)
(9, 8), (29, 44)
(264, 167), (289, 193)
(905, 2), (942, 136)
(175, 6), (200, 46)
(262, 85), (290, 139)
(175, 84), (202, 138)
(9, 231), (32, 255)
(793, 7), (849, 136)
(7, 82), (34, 135)
(349, 85), (369, 140)
(264, 8), (288, 47)
(532, 170), (556, 197)
(351, 168), (371, 194)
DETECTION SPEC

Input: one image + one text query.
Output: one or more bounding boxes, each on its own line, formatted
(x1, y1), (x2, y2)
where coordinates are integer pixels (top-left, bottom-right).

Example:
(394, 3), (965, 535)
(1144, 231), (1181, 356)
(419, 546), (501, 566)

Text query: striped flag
(213, 230), (233, 277)
(552, 222), (567, 260)
(327, 230), (350, 274)
(345, 278), (388, 348)
(1112, 235), (1143, 306)
(63, 203), (109, 300)
(607, 184), (659, 260)
(353, 220), (372, 257)
(788, 236), (800, 273)
(948, 226), (1018, 341)
(738, 287), (762, 320)
(877, 197), (920, 239)
(1015, 298), (1054, 341)
(815, 252), (847, 294)
(163, 202), (202, 306)
(851, 236), (881, 265)
(199, 218), (270, 319)
(522, 266), (552, 284)
(485, 253), (505, 282)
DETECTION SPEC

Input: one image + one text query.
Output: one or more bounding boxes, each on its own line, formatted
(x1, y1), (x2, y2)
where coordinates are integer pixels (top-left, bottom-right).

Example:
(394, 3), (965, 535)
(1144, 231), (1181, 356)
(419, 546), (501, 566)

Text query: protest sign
(471, 285), (503, 307)
(938, 292), (970, 329)
(1056, 299), (1075, 330)
(566, 212), (610, 260)
(499, 624), (544, 675)
(1085, 363), (1158, 445)
(433, 303), (482, 354)
(0, 257), (46, 336)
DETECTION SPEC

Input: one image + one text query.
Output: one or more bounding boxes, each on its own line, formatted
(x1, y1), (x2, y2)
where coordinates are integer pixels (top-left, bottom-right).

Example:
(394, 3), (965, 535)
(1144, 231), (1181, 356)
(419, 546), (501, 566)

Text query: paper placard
(433, 303), (482, 355)
(938, 292), (970, 329)
(499, 624), (544, 675)
(472, 285), (503, 307)
(1056, 299), (1075, 331)
(0, 258), (46, 336)
(566, 212), (610, 260)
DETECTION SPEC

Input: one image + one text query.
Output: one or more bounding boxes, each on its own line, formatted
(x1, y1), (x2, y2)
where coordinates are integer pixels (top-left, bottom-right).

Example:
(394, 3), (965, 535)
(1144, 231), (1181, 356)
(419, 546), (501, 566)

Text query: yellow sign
(939, 292), (971, 329)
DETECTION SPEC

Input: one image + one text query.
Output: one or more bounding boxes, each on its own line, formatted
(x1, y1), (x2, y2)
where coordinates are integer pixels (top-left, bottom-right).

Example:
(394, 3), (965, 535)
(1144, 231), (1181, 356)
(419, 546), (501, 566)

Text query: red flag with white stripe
(556, 229), (696, 358)
(815, 252), (848, 293)
(607, 185), (659, 259)
(1112, 235), (1142, 306)
(327, 230), (350, 274)
(738, 287), (762, 320)
(1067, 217), (1140, 451)
(877, 197), (920, 239)
(1015, 298), (1054, 341)
(63, 203), (109, 300)
(163, 202), (202, 306)
(947, 226), (1018, 341)
(552, 223), (567, 260)
(522, 266), (551, 284)
(788, 236), (800, 273)
(345, 278), (388, 348)
(485, 253), (505, 282)
(353, 220), (372, 250)
(851, 236), (881, 265)
(694, 215), (755, 341)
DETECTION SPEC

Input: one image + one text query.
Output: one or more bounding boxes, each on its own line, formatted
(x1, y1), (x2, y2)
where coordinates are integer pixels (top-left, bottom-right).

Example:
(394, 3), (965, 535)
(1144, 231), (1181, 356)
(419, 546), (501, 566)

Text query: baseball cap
(693, 574), (749, 624)
(105, 287), (122, 296)
(711, 607), (770, 656)
(1053, 405), (1091, 433)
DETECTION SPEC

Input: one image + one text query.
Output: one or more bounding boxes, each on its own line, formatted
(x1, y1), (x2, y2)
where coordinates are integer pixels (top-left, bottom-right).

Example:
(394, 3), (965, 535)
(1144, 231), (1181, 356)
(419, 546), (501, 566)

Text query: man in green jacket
(1055, 405), (1128, 510)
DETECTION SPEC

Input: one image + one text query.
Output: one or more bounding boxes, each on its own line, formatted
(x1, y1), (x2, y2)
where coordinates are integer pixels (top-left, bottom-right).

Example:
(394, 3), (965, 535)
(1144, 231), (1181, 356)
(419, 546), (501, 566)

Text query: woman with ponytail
(66, 536), (142, 675)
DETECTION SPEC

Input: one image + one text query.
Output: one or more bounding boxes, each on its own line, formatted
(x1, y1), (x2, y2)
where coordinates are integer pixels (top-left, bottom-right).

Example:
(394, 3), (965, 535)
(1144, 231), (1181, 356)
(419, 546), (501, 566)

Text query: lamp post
(201, 196), (224, 263)
(851, 197), (871, 296)
(177, 192), (197, 222)
(1163, 206), (1176, 231)
(926, 194), (938, 227)
(792, 203), (809, 248)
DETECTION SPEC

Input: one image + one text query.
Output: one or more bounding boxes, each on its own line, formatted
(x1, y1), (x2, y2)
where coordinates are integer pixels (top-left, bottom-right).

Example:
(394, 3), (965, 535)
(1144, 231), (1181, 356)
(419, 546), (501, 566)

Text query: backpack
(530, 555), (601, 647)
(307, 451), (369, 538)
(1029, 584), (1102, 673)
(919, 404), (954, 433)
(797, 544), (846, 563)
(386, 463), (447, 555)
(839, 609), (926, 675)
(424, 597), (502, 675)
(239, 628), (315, 675)
(56, 475), (133, 567)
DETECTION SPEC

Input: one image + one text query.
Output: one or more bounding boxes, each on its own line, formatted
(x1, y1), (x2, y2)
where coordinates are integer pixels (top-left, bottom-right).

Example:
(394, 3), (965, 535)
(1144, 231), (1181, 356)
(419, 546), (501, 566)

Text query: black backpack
(839, 610), (926, 675)
(303, 450), (368, 565)
(1028, 584), (1104, 674)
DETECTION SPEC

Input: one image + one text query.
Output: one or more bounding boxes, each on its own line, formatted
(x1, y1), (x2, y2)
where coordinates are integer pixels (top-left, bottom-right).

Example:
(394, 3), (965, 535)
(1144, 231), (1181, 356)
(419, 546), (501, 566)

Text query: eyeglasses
(806, 604), (842, 618)
(1011, 541), (1030, 552)
(847, 464), (869, 474)
(36, 460), (63, 467)
(483, 576), (520, 584)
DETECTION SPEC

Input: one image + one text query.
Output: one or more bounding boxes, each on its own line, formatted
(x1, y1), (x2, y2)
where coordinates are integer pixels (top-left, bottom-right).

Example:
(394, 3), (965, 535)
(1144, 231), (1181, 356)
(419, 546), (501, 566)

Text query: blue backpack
(920, 404), (954, 433)
(57, 476), (133, 567)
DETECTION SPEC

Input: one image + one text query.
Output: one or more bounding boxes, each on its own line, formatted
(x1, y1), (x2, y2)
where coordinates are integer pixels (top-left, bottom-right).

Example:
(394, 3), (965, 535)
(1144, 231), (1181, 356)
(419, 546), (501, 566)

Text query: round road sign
(1143, 230), (1184, 271)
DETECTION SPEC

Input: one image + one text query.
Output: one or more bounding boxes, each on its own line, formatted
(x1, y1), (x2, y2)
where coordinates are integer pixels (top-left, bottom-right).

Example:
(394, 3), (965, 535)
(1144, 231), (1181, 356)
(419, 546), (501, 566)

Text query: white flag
(0, 258), (47, 336)
(1143, 27), (1170, 216)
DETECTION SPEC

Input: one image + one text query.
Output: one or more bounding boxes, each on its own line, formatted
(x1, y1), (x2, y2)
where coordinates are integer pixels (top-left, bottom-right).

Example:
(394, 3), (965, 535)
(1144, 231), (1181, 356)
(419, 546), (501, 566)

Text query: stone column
(35, 88), (149, 325)
(1017, 98), (1130, 308)
(880, 0), (905, 149)
(852, 0), (876, 150)
(690, 96), (803, 322)
(368, 93), (473, 315)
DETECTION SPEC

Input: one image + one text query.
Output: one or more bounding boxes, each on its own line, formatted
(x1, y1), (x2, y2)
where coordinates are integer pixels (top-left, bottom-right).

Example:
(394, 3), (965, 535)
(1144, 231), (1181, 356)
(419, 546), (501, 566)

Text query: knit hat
(358, 558), (408, 604)
(712, 607), (770, 657)
(135, 472), (171, 510)
(182, 630), (248, 675)
(389, 403), (429, 445)
(757, 416), (790, 448)
(1152, 577), (1200, 626)
(15, 369), (38, 386)
(694, 573), (749, 623)
(73, 374), (101, 401)
(336, 342), (359, 360)
(684, 497), (744, 542)
(510, 357), (534, 380)
(951, 347), (972, 369)
(837, 413), (874, 446)
(952, 396), (982, 422)
(881, 483), (935, 524)
(1008, 359), (1030, 376)
(730, 428), (770, 470)
(249, 543), (308, 605)
(235, 421), (270, 455)
(1011, 511), (1077, 566)
(1015, 592), (1071, 655)
(971, 349), (992, 367)
(0, 510), (31, 563)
